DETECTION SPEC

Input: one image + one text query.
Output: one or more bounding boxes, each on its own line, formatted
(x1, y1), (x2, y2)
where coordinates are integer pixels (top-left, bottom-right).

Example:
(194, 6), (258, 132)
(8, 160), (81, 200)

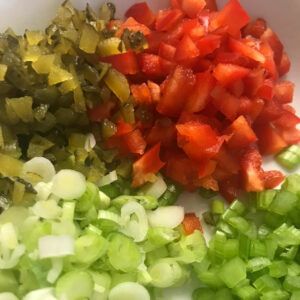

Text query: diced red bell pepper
(100, 51), (139, 75)
(274, 81), (294, 104)
(164, 150), (200, 189)
(116, 17), (151, 37)
(263, 170), (285, 189)
(213, 63), (250, 86)
(226, 115), (257, 149)
(259, 41), (278, 79)
(125, 2), (156, 27)
(123, 129), (147, 155)
(219, 176), (240, 202)
(87, 101), (116, 123)
(256, 79), (274, 101)
(171, 0), (181, 9)
(132, 143), (165, 187)
(147, 80), (161, 103)
(210, 0), (250, 37)
(240, 147), (264, 192)
(155, 8), (184, 31)
(199, 160), (217, 179)
(255, 123), (288, 155)
(229, 38), (266, 63)
(272, 111), (300, 129)
(216, 146), (240, 175)
(182, 213), (203, 235)
(261, 28), (283, 65)
(278, 52), (291, 77)
(244, 68), (265, 97)
(115, 120), (134, 137)
(181, 0), (206, 18)
(181, 19), (205, 39)
(229, 79), (245, 97)
(176, 121), (225, 161)
(205, 0), (218, 11)
(160, 58), (177, 75)
(199, 175), (219, 191)
(146, 118), (176, 147)
(211, 86), (240, 120)
(275, 127), (300, 145)
(158, 42), (176, 61)
(256, 99), (282, 123)
(175, 34), (200, 61)
(146, 31), (166, 52)
(157, 65), (196, 117)
(196, 34), (222, 57)
(130, 83), (152, 105)
(139, 53), (163, 77)
(238, 97), (264, 123)
(242, 18), (267, 38)
(184, 71), (215, 113)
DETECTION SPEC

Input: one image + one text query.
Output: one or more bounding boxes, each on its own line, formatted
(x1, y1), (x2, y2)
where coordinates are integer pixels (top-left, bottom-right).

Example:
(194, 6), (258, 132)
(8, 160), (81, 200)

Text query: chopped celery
(219, 257), (247, 288)
(192, 287), (215, 300)
(269, 190), (298, 215)
(276, 145), (300, 170)
(269, 261), (288, 278)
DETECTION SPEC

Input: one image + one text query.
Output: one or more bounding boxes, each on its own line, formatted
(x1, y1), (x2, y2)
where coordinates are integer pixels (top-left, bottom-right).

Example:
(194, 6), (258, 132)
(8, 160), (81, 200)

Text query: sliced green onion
(139, 175), (167, 199)
(47, 258), (63, 284)
(76, 182), (99, 213)
(120, 201), (149, 242)
(147, 227), (179, 249)
(198, 187), (218, 199)
(31, 199), (62, 220)
(98, 210), (122, 225)
(147, 206), (184, 229)
(276, 145), (300, 170)
(108, 233), (142, 273)
(38, 235), (74, 259)
(108, 282), (150, 300)
(99, 190), (111, 209)
(55, 271), (94, 300)
(148, 258), (185, 288)
(23, 288), (56, 300)
(74, 233), (108, 265)
(0, 293), (18, 300)
(51, 170), (87, 200)
(112, 195), (158, 210)
(158, 181), (182, 206)
(23, 157), (56, 183)
(99, 171), (118, 187)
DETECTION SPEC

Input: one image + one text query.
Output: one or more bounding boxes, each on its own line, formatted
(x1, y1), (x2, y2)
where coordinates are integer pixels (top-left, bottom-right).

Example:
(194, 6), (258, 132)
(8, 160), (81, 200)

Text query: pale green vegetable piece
(56, 271), (94, 300)
(25, 30), (44, 45)
(0, 153), (23, 177)
(98, 37), (125, 56)
(51, 169), (87, 200)
(109, 282), (150, 300)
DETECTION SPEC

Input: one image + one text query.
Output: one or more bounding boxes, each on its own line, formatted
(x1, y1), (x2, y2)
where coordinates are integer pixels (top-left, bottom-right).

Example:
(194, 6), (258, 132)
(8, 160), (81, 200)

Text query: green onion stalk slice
(23, 288), (57, 300)
(139, 175), (167, 199)
(147, 206), (184, 229)
(51, 169), (87, 200)
(120, 201), (149, 242)
(0, 293), (19, 300)
(108, 282), (150, 300)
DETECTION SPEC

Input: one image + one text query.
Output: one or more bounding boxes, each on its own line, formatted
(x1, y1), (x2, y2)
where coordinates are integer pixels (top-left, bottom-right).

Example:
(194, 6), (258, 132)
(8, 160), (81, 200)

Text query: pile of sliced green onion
(0, 157), (202, 300)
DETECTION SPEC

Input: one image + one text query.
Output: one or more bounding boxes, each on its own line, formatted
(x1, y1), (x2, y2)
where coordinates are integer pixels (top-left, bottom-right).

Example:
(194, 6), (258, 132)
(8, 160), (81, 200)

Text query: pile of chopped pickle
(0, 1), (146, 210)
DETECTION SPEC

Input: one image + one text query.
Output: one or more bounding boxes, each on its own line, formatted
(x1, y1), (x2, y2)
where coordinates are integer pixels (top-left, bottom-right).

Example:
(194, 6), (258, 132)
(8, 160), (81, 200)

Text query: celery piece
(219, 257), (247, 288)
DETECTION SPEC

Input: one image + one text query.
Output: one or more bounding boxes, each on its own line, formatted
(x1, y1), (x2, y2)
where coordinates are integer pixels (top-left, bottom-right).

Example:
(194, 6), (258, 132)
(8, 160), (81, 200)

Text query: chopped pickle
(5, 96), (34, 123)
(0, 153), (23, 177)
(48, 66), (73, 85)
(98, 37), (125, 56)
(25, 30), (44, 45)
(27, 135), (54, 158)
(102, 119), (117, 139)
(74, 86), (87, 112)
(104, 68), (130, 102)
(32, 54), (56, 74)
(12, 181), (26, 205)
(0, 126), (4, 148)
(22, 45), (42, 62)
(0, 64), (7, 80)
(79, 23), (100, 54)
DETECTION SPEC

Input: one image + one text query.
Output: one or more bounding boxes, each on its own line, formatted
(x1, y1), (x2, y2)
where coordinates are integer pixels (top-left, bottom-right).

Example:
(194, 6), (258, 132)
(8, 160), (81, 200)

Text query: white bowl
(0, 1), (299, 299)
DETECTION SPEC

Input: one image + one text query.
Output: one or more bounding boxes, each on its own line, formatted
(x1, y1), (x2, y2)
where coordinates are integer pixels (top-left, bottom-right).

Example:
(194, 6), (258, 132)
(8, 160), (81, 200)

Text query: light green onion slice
(108, 282), (150, 300)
